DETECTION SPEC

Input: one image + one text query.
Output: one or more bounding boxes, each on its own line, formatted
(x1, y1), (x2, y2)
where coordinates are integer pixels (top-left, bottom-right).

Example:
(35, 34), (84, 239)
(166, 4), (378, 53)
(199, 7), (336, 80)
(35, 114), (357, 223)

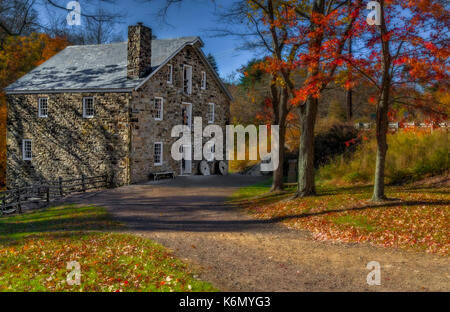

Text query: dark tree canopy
(206, 53), (219, 73)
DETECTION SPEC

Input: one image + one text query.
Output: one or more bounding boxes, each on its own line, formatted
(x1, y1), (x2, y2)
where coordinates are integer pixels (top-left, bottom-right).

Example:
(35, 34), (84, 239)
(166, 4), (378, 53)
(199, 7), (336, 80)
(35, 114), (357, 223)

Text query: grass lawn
(0, 205), (216, 292)
(230, 180), (449, 255)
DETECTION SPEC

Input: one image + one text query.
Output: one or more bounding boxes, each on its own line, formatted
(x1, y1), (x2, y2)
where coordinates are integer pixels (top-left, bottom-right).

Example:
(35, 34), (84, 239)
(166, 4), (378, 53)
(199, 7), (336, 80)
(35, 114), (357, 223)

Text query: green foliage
(206, 53), (219, 73)
(239, 58), (265, 90)
(318, 129), (449, 185)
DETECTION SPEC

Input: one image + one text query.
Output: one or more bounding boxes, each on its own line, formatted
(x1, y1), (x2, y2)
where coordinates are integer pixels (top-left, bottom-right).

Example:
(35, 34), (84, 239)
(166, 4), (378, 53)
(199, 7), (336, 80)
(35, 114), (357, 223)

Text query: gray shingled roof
(5, 37), (200, 93)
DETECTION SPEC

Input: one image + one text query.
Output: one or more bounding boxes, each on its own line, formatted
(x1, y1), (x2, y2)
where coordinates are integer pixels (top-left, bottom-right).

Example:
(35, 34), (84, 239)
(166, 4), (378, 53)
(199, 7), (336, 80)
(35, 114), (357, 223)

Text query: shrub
(318, 129), (449, 185)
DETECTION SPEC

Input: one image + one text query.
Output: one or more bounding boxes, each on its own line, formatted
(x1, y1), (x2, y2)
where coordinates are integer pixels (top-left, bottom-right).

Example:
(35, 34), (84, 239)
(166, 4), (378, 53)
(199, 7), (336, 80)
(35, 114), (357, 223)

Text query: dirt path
(66, 175), (449, 291)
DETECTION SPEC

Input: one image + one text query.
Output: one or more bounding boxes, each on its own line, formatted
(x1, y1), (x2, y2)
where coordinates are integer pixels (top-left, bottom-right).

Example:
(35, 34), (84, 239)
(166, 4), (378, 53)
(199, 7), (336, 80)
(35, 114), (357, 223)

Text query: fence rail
(0, 175), (108, 216)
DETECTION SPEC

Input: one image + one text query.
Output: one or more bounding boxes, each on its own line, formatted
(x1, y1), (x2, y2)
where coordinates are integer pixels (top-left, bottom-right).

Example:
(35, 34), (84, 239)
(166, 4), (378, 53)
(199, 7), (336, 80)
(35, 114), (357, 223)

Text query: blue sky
(39, 0), (255, 79)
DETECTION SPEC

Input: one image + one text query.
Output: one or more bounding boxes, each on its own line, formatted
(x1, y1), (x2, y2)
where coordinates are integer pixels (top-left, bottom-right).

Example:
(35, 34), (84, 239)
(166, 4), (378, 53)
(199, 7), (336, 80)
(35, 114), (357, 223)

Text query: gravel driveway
(67, 175), (449, 291)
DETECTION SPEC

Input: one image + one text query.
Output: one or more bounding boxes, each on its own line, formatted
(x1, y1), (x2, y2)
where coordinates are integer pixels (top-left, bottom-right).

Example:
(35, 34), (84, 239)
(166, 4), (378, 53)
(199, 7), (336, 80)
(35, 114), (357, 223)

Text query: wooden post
(59, 177), (63, 197)
(1, 193), (5, 216)
(16, 187), (22, 214)
(81, 175), (86, 192)
(46, 186), (50, 203)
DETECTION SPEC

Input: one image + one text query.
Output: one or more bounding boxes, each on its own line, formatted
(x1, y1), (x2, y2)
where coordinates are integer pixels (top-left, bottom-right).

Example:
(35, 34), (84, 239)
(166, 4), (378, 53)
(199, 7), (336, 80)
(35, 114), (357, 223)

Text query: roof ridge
(67, 42), (127, 48)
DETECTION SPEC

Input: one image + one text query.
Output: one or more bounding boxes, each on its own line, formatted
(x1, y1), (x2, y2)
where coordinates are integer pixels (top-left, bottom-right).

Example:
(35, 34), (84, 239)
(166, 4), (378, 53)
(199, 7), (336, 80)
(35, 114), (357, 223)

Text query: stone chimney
(127, 23), (152, 79)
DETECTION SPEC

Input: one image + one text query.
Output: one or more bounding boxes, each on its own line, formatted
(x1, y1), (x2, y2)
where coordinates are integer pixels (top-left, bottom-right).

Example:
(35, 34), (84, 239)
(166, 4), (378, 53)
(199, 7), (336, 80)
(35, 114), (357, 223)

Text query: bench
(152, 171), (175, 181)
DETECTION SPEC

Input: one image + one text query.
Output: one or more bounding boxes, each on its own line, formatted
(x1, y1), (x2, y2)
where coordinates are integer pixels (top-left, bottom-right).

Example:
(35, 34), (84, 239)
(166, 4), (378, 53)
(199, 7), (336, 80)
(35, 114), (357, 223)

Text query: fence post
(59, 177), (63, 197)
(16, 187), (22, 214)
(46, 186), (50, 203)
(1, 193), (5, 216)
(81, 175), (86, 192)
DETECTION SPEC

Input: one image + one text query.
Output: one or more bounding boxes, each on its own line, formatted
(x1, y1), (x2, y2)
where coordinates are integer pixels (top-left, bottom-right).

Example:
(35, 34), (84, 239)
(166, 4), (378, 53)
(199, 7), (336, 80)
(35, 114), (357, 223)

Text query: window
(83, 97), (95, 118)
(38, 98), (48, 118)
(201, 71), (207, 90)
(167, 64), (173, 84)
(22, 139), (32, 161)
(208, 103), (215, 124)
(154, 142), (163, 166)
(183, 65), (192, 95)
(154, 97), (164, 120)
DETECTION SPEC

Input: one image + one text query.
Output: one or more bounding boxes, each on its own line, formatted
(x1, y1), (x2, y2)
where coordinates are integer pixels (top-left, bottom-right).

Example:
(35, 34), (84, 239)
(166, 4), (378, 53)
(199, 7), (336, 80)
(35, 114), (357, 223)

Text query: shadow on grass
(0, 205), (120, 242)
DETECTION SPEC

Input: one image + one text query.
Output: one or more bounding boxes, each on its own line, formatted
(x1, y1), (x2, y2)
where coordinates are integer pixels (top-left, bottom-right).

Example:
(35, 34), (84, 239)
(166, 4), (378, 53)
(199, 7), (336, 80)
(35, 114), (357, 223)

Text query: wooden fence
(0, 175), (108, 216)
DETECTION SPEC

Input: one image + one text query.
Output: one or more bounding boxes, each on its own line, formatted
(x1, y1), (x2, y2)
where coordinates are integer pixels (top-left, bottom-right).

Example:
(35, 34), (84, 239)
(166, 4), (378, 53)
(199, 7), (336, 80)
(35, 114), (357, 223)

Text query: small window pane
(167, 65), (173, 84)
(23, 140), (32, 160)
(183, 65), (192, 95)
(39, 98), (48, 117)
(154, 143), (163, 165)
(208, 103), (215, 123)
(83, 98), (94, 118)
(201, 71), (206, 90)
(154, 98), (163, 120)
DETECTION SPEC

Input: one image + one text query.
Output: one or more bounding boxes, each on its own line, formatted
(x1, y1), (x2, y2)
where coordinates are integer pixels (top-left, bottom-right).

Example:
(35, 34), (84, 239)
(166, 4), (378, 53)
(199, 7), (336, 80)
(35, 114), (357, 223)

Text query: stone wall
(6, 92), (131, 187)
(129, 45), (230, 183)
(127, 24), (152, 79)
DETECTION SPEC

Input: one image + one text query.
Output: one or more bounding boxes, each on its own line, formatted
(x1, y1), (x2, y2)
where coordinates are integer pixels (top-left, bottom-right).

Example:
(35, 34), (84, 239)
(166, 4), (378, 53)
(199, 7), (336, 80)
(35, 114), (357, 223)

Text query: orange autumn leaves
(0, 34), (68, 188)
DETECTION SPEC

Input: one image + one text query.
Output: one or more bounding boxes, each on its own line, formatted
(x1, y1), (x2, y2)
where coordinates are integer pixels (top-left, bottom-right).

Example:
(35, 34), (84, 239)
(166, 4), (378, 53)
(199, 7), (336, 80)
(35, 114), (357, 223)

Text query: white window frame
(183, 65), (192, 95)
(38, 98), (48, 118)
(83, 97), (95, 118)
(182, 102), (193, 129)
(205, 142), (215, 162)
(167, 64), (173, 84)
(201, 71), (207, 90)
(22, 139), (32, 161)
(154, 97), (164, 121)
(208, 103), (215, 124)
(154, 142), (163, 166)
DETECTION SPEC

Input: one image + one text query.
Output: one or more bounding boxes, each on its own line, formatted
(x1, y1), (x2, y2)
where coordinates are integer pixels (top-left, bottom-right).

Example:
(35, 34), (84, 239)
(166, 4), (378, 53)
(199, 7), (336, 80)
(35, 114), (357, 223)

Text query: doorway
(181, 144), (192, 175)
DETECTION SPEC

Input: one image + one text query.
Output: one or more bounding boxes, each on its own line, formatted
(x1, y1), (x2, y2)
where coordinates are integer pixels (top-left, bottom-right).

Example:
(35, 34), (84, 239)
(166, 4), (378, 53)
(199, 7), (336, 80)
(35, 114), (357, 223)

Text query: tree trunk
(372, 0), (391, 202)
(346, 88), (353, 121)
(296, 97), (318, 197)
(372, 86), (390, 201)
(271, 87), (288, 192)
(346, 0), (353, 121)
(271, 122), (286, 192)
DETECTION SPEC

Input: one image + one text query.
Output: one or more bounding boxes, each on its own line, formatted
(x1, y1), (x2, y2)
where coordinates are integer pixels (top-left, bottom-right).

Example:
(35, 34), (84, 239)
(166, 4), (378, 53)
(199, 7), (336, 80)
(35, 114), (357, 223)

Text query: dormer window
(167, 64), (173, 84)
(201, 71), (206, 90)
(183, 65), (192, 95)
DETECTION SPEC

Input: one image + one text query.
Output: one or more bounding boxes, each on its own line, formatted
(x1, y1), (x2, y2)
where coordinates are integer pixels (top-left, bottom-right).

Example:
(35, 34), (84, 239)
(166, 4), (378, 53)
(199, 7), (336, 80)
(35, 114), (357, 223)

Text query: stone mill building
(4, 23), (232, 187)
